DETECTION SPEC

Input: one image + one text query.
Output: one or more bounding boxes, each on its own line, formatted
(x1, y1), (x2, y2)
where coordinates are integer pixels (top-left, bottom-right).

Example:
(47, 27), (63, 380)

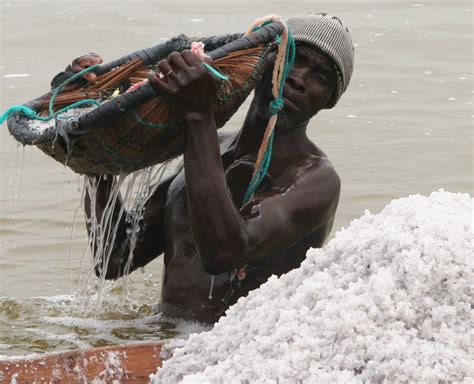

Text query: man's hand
(70, 52), (103, 83)
(51, 52), (103, 89)
(148, 51), (217, 117)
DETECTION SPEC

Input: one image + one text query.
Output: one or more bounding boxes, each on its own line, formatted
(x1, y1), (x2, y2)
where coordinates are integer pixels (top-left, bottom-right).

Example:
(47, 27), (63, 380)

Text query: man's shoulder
(301, 139), (339, 185)
(286, 149), (340, 188)
(307, 153), (339, 182)
(289, 155), (340, 233)
(295, 154), (340, 201)
(245, 151), (339, 243)
(272, 152), (340, 227)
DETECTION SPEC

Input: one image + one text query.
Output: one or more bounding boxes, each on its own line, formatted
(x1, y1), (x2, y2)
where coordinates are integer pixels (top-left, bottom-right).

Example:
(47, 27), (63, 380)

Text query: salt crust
(28, 106), (96, 133)
(154, 190), (473, 383)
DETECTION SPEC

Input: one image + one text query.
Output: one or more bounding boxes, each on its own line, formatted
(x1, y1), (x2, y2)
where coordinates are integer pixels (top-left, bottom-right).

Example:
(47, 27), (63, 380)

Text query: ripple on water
(0, 294), (209, 357)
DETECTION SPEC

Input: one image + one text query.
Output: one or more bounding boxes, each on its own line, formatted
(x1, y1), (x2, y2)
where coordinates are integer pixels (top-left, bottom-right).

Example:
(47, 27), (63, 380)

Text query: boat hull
(0, 342), (164, 383)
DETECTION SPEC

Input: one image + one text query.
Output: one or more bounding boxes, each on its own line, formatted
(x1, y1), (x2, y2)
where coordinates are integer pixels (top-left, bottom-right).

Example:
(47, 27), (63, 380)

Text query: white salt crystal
(28, 119), (55, 134)
(154, 190), (473, 383)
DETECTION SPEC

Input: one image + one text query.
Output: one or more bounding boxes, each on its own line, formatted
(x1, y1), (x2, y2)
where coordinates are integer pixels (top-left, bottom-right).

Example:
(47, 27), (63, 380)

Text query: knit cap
(287, 13), (354, 108)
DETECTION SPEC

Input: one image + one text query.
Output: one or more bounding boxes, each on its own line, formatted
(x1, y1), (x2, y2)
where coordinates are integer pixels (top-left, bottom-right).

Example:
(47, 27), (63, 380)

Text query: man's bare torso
(160, 132), (337, 323)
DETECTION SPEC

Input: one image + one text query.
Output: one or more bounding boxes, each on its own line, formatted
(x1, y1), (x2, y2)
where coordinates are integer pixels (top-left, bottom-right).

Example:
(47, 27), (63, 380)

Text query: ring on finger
(164, 69), (174, 76)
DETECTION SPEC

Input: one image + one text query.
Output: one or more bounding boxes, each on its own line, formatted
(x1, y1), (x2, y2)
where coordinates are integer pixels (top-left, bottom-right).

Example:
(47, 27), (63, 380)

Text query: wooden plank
(0, 342), (164, 383)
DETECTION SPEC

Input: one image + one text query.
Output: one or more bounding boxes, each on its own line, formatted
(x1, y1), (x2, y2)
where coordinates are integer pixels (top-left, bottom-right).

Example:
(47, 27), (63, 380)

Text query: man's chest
(165, 156), (277, 223)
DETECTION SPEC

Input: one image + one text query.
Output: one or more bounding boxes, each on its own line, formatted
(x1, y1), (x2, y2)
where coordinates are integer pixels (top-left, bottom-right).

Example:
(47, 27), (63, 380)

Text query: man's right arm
(53, 52), (173, 279)
(84, 172), (175, 280)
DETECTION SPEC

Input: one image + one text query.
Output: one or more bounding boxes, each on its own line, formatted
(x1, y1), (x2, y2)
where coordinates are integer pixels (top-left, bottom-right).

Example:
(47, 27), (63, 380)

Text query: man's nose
(285, 73), (306, 93)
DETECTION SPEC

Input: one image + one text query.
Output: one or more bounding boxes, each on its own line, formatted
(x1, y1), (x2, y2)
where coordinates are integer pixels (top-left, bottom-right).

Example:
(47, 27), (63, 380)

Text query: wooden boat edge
(0, 341), (165, 382)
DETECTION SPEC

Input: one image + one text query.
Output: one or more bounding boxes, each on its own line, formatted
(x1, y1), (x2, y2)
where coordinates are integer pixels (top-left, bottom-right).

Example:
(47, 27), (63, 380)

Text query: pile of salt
(154, 190), (472, 383)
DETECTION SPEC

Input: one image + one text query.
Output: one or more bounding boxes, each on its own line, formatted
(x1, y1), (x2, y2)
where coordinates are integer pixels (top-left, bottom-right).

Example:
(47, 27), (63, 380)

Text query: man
(79, 13), (354, 324)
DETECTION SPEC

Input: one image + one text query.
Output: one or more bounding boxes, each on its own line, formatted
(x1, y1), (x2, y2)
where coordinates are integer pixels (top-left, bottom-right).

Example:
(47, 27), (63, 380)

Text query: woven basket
(7, 23), (284, 175)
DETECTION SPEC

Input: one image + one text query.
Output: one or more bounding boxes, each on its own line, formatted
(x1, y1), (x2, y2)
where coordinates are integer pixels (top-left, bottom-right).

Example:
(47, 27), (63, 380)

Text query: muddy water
(0, 1), (471, 356)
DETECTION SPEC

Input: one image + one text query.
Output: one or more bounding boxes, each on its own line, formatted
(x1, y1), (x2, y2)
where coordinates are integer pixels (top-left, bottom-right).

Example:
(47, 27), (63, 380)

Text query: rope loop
(0, 65), (101, 125)
(242, 16), (295, 206)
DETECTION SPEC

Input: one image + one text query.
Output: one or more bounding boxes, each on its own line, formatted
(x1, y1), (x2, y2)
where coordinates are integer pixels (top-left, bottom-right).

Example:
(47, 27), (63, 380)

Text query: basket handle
(95, 21), (283, 76)
(79, 21), (284, 128)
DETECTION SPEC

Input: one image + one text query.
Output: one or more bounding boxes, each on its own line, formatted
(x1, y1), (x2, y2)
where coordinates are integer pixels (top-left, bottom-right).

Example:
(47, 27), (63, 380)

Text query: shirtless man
(76, 13), (354, 324)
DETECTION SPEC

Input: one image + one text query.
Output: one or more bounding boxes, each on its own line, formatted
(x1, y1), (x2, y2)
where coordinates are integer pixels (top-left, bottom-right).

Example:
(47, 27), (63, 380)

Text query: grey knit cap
(287, 13), (355, 108)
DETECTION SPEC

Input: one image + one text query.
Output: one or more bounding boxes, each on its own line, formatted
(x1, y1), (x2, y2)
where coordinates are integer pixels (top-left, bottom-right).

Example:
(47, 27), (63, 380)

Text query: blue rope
(0, 65), (102, 125)
(242, 130), (275, 204)
(242, 27), (296, 206)
(203, 63), (230, 81)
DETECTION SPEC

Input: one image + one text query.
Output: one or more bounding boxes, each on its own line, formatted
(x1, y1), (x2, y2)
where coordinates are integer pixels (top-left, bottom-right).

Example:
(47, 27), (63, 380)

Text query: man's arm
(184, 116), (340, 274)
(54, 52), (173, 279)
(149, 51), (340, 275)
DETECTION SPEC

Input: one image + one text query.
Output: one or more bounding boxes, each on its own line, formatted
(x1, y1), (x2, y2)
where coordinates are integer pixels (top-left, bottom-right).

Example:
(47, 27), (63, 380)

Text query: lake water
(0, 1), (472, 356)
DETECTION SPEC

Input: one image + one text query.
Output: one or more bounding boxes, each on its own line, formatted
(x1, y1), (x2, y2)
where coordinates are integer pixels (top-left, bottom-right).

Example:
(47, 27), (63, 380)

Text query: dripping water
(74, 160), (176, 313)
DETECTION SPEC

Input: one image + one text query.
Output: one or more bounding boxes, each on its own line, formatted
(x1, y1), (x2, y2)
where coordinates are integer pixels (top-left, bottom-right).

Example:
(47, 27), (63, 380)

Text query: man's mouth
(282, 96), (302, 112)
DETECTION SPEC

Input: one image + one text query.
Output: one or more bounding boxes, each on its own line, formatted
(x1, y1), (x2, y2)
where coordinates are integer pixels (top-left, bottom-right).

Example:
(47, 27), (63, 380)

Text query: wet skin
(81, 43), (341, 324)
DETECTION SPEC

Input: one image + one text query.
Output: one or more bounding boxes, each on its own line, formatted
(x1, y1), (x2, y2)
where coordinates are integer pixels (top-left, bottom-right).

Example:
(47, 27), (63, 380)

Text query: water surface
(0, 1), (472, 356)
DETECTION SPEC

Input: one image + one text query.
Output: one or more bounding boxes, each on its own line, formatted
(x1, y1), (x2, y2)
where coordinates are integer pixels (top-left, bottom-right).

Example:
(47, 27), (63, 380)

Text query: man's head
(287, 13), (354, 109)
(252, 12), (354, 129)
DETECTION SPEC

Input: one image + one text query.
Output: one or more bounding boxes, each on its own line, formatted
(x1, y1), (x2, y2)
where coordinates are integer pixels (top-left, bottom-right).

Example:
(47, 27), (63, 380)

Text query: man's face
(255, 43), (338, 127)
